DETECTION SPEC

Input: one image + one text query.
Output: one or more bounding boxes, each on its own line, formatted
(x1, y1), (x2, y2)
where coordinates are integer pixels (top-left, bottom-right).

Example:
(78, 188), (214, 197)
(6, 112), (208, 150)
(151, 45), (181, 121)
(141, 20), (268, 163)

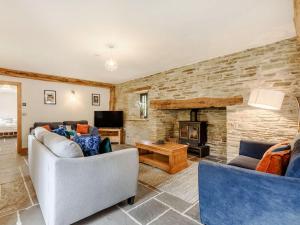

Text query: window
(139, 93), (148, 119)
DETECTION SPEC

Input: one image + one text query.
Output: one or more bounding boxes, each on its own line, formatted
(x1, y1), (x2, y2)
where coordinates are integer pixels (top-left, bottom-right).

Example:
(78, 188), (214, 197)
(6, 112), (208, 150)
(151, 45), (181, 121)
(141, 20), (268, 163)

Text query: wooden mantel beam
(0, 67), (114, 89)
(295, 0), (300, 39)
(150, 96), (243, 110)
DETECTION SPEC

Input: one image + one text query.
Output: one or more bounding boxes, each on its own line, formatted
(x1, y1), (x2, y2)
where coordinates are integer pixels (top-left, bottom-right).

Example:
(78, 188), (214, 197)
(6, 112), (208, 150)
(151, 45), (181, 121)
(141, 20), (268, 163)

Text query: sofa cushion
(63, 120), (88, 130)
(228, 155), (260, 170)
(74, 135), (101, 156)
(99, 138), (112, 154)
(34, 127), (50, 143)
(52, 127), (69, 137)
(34, 122), (63, 130)
(42, 125), (51, 131)
(285, 139), (300, 178)
(77, 124), (89, 134)
(256, 143), (291, 175)
(43, 132), (83, 158)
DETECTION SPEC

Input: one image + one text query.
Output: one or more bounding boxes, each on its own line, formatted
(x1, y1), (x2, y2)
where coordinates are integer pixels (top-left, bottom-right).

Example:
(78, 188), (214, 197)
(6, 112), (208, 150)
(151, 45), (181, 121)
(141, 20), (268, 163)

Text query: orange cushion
(76, 124), (89, 134)
(42, 125), (51, 131)
(256, 142), (291, 175)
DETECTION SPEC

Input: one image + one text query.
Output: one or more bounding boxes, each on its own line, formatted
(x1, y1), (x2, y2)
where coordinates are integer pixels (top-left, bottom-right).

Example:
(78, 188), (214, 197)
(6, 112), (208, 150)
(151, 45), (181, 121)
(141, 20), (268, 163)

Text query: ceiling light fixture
(105, 44), (118, 72)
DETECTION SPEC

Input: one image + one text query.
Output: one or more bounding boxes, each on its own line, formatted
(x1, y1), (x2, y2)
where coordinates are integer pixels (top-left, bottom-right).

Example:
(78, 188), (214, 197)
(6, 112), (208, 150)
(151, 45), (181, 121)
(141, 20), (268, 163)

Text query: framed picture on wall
(44, 90), (56, 105)
(92, 94), (100, 106)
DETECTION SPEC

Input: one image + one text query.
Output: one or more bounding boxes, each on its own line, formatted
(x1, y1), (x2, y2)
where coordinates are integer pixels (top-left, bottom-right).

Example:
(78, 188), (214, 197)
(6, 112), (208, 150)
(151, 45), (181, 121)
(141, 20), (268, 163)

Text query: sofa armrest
(239, 140), (274, 159)
(52, 148), (139, 225)
(199, 161), (300, 225)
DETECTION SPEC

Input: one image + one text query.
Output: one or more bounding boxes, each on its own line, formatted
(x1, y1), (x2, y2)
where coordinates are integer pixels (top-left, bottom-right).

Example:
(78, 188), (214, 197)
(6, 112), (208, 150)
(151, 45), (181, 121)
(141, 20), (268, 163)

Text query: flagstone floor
(0, 138), (225, 225)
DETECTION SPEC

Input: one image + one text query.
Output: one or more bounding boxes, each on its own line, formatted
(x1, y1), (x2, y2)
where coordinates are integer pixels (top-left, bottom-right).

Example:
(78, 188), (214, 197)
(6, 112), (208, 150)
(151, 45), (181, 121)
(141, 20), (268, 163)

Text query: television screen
(94, 111), (123, 128)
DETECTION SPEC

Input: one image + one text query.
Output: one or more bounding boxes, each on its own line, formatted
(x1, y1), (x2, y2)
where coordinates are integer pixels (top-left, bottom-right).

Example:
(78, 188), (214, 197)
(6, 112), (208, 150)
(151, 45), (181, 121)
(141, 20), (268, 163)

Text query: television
(94, 111), (123, 128)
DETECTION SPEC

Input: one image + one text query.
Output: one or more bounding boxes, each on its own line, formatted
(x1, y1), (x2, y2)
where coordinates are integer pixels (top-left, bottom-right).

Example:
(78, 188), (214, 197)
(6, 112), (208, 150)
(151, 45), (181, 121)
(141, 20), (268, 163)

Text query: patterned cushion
(74, 135), (101, 157)
(52, 127), (69, 137)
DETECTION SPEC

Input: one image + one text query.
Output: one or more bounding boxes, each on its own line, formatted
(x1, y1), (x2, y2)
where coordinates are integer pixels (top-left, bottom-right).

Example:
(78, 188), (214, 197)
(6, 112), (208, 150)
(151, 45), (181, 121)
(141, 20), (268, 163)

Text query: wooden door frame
(0, 81), (22, 154)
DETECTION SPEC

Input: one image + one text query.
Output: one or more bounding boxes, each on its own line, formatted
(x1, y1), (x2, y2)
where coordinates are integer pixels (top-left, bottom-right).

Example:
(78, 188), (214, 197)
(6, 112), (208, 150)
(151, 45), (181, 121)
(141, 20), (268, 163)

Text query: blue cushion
(285, 139), (300, 178)
(74, 135), (101, 157)
(52, 127), (68, 137)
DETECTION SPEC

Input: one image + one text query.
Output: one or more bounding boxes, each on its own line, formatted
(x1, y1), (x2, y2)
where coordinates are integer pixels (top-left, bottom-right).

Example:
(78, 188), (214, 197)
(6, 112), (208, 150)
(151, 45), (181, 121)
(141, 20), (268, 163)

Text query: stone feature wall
(116, 38), (300, 161)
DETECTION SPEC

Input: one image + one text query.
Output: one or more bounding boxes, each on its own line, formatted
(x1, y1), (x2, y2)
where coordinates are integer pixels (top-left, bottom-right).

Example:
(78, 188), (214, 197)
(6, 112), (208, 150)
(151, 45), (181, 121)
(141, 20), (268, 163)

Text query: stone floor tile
(19, 205), (45, 225)
(74, 206), (138, 225)
(119, 183), (159, 211)
(155, 192), (191, 212)
(0, 166), (21, 184)
(149, 209), (199, 225)
(0, 212), (17, 225)
(0, 178), (32, 217)
(185, 202), (200, 222)
(129, 199), (169, 225)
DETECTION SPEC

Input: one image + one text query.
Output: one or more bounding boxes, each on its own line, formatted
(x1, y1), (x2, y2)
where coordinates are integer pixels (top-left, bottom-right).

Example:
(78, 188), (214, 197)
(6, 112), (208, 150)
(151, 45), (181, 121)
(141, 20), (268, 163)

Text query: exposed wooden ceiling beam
(0, 67), (114, 89)
(150, 96), (243, 110)
(295, 0), (300, 39)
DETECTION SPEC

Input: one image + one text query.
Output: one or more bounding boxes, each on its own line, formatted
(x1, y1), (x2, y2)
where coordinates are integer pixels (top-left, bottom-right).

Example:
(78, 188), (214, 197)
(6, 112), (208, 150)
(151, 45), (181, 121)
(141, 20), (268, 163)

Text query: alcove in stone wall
(163, 108), (227, 157)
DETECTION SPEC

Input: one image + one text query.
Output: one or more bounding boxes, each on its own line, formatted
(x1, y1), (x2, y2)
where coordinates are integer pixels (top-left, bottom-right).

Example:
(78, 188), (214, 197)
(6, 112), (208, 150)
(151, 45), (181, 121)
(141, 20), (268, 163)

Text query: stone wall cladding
(116, 38), (300, 161)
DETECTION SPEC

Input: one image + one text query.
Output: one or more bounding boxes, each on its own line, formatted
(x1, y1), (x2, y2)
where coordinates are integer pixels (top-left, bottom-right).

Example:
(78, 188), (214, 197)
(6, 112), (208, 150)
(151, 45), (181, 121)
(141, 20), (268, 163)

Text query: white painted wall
(0, 75), (110, 147)
(0, 90), (17, 119)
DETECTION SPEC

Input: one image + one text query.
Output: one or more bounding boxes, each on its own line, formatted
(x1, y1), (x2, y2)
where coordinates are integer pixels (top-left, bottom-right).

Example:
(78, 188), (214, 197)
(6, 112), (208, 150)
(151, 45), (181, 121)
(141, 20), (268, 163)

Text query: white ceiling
(0, 0), (296, 84)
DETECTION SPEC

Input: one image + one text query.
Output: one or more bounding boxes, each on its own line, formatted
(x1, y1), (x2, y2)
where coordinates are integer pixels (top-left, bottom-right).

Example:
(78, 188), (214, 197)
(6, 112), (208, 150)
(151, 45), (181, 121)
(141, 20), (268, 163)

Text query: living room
(1, 1), (300, 225)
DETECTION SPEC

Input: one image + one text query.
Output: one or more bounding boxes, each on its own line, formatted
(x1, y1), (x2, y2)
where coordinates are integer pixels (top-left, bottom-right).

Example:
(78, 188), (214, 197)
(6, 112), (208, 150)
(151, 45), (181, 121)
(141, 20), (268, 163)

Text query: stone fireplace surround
(116, 38), (300, 162)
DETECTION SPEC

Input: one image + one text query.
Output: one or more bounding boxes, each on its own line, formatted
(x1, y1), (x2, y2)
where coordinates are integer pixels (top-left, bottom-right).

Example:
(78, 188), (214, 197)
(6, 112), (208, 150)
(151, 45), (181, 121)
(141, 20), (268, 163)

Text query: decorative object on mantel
(44, 90), (56, 105)
(92, 94), (100, 106)
(248, 89), (285, 110)
(150, 96), (243, 110)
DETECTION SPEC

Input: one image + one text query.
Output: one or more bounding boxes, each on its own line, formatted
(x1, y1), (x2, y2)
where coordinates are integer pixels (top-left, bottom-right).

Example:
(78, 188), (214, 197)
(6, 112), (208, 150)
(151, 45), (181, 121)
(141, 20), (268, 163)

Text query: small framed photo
(92, 94), (100, 106)
(44, 90), (56, 105)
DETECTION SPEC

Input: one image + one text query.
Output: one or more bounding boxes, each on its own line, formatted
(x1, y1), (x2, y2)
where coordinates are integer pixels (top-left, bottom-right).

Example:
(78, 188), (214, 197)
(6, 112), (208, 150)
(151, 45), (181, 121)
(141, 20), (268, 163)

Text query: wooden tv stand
(98, 128), (123, 144)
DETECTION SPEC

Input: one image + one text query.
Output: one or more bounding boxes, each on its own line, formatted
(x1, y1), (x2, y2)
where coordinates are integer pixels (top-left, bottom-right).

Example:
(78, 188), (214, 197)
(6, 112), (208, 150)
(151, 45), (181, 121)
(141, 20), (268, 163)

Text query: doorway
(0, 81), (22, 154)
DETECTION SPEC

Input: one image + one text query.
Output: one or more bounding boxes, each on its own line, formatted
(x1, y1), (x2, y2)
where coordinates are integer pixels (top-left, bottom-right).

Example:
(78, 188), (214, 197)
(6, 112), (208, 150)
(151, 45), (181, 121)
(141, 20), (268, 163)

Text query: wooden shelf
(139, 153), (170, 171)
(98, 128), (123, 144)
(150, 96), (243, 110)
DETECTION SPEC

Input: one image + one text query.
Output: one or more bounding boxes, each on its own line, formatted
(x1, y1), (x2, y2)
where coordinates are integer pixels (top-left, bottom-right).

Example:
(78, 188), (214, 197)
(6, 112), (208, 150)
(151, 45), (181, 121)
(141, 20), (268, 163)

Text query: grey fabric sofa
(28, 131), (139, 225)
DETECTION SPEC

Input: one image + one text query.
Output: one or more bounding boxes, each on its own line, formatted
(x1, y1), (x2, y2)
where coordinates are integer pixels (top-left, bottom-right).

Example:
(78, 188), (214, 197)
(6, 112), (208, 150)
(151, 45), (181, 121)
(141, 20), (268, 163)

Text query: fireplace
(178, 110), (210, 157)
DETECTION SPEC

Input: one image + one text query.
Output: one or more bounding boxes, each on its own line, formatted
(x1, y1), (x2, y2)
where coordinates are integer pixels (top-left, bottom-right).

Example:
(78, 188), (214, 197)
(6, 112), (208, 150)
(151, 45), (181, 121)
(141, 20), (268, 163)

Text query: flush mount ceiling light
(104, 44), (118, 72)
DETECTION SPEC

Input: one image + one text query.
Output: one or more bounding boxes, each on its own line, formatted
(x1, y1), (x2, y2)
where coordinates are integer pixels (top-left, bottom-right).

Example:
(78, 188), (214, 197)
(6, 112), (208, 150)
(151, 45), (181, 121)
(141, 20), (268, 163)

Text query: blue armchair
(198, 140), (300, 225)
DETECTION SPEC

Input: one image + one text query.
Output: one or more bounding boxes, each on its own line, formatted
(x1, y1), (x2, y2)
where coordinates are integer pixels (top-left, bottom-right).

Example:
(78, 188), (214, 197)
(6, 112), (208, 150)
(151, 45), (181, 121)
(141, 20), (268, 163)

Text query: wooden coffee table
(136, 141), (188, 174)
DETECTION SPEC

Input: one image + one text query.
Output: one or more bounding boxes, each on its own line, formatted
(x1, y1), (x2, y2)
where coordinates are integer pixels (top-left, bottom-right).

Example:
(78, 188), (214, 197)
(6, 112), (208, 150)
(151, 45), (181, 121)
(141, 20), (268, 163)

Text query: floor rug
(138, 160), (199, 203)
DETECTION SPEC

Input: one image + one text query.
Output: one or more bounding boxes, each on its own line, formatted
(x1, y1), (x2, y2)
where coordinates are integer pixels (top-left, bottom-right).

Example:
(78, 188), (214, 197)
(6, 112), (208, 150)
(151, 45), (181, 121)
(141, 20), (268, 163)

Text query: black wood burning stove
(178, 109), (210, 157)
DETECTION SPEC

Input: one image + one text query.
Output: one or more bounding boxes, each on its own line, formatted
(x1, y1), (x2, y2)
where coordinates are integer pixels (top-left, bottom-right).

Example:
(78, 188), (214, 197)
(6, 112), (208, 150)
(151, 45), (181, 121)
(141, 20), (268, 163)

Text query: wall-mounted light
(70, 90), (76, 102)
